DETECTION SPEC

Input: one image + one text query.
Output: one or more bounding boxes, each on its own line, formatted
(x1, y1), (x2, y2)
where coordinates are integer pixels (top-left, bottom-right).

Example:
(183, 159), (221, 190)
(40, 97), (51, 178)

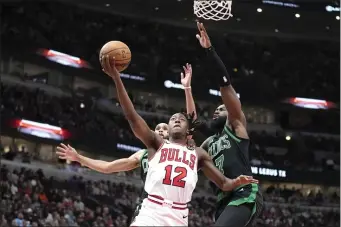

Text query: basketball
(99, 41), (131, 72)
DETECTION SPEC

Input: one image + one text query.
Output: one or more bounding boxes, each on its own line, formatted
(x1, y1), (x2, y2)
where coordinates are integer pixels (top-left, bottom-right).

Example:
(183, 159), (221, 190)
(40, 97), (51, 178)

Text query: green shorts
(215, 183), (263, 224)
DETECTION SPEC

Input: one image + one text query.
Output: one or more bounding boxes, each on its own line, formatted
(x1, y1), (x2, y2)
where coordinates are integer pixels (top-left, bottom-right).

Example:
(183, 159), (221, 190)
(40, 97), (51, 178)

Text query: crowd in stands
(1, 2), (340, 227)
(250, 131), (339, 154)
(0, 164), (339, 227)
(249, 131), (340, 171)
(2, 1), (339, 101)
(1, 82), (339, 171)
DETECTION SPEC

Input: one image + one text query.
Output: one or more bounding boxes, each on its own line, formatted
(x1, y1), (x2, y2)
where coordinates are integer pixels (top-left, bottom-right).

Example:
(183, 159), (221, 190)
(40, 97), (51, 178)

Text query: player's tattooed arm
(101, 55), (163, 150)
(196, 22), (247, 136)
(196, 147), (258, 191)
(56, 144), (143, 173)
(181, 63), (197, 120)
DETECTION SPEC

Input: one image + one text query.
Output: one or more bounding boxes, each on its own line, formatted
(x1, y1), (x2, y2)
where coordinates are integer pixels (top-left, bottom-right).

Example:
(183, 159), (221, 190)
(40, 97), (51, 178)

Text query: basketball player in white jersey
(101, 55), (258, 226)
(56, 123), (168, 224)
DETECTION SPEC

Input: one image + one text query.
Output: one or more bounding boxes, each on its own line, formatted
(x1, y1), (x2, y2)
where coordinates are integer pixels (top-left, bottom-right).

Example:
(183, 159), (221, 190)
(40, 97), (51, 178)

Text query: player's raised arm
(196, 22), (246, 128)
(56, 144), (143, 173)
(196, 147), (258, 191)
(101, 55), (162, 149)
(181, 63), (197, 120)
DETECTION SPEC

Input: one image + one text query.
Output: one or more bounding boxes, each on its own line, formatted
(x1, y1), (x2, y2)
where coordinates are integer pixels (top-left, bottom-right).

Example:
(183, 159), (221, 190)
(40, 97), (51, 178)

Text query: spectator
(0, 164), (339, 227)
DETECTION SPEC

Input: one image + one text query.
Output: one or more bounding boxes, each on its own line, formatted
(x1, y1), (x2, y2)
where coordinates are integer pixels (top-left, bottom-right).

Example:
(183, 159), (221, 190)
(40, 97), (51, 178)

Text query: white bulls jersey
(144, 141), (199, 204)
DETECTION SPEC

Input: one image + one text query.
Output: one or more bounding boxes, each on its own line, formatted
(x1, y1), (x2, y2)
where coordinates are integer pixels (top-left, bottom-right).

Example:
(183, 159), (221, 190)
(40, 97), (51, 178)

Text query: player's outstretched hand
(100, 55), (120, 80)
(180, 63), (192, 88)
(232, 175), (259, 188)
(195, 22), (212, 49)
(56, 143), (79, 162)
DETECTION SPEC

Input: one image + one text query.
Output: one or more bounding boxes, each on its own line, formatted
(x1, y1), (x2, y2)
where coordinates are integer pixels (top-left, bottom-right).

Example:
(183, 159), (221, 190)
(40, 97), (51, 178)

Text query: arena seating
(0, 164), (339, 227)
(1, 82), (339, 171)
(1, 2), (339, 227)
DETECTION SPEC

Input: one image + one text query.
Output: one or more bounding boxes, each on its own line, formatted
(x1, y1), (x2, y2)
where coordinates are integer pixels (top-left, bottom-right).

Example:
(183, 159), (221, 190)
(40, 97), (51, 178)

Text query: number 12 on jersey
(162, 165), (187, 188)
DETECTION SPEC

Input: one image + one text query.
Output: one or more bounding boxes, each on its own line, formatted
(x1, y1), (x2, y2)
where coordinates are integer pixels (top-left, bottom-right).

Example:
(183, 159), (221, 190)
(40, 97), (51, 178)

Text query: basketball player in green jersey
(187, 22), (263, 227)
(56, 123), (169, 223)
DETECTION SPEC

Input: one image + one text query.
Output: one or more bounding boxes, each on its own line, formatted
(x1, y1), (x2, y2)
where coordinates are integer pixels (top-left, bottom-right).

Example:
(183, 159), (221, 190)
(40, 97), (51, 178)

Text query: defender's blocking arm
(196, 22), (246, 128)
(56, 144), (144, 174)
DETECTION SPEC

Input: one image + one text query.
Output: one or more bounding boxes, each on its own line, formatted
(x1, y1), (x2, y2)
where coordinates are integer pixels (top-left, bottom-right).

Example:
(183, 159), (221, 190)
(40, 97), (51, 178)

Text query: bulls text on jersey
(144, 142), (198, 203)
(159, 148), (196, 170)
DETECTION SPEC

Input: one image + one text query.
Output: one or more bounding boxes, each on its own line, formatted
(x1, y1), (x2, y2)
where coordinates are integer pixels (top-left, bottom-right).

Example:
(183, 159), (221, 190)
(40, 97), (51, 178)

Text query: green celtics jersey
(203, 126), (262, 221)
(140, 149), (149, 183)
(203, 125), (254, 199)
(206, 125), (252, 178)
(134, 149), (149, 208)
(132, 149), (149, 222)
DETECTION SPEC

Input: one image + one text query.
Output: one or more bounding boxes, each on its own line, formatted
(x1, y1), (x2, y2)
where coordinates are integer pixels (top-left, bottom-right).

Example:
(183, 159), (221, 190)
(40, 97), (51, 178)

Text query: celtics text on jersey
(204, 125), (259, 204)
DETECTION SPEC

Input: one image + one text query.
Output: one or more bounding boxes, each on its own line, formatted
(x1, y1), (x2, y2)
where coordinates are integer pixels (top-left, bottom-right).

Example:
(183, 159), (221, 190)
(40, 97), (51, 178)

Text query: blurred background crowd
(0, 163), (339, 227)
(1, 83), (339, 172)
(0, 1), (340, 227)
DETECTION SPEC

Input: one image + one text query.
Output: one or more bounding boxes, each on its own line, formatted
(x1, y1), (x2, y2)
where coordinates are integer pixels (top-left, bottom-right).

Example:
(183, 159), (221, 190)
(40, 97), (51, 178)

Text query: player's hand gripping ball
(99, 41), (131, 72)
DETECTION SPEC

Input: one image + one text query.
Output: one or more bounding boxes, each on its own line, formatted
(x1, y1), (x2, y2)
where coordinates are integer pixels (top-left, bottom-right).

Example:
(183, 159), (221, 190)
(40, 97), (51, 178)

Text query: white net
(193, 0), (233, 21)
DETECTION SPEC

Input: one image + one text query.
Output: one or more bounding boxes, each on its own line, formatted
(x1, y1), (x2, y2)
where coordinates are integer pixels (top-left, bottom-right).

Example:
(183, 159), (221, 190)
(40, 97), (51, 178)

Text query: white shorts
(130, 195), (189, 227)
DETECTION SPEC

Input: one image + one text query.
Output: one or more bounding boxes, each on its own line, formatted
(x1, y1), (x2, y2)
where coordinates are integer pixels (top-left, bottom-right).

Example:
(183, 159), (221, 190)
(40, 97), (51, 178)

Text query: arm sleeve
(206, 46), (231, 87)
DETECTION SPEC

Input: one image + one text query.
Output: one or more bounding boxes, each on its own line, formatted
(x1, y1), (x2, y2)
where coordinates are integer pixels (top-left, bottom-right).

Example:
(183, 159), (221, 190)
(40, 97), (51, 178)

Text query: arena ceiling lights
(261, 0), (299, 9)
(37, 49), (92, 69)
(164, 80), (240, 98)
(283, 97), (338, 110)
(261, 0), (340, 13)
(11, 119), (71, 141)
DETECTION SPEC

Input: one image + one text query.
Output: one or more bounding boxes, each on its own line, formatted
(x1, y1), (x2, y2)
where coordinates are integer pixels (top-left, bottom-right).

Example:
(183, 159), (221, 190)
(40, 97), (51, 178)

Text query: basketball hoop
(193, 0), (233, 21)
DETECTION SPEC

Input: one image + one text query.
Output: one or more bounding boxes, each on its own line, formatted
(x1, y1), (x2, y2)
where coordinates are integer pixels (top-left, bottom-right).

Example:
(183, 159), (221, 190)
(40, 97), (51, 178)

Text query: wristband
(205, 46), (214, 53)
(219, 75), (231, 87)
(183, 86), (191, 90)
